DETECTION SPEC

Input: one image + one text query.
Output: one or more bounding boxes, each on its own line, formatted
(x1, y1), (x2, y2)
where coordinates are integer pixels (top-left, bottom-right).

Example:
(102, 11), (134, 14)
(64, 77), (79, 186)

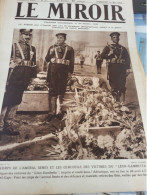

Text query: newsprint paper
(0, 0), (146, 194)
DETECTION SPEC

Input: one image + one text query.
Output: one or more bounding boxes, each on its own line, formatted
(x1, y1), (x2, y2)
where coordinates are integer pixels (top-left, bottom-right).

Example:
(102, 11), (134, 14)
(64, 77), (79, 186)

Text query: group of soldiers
(0, 29), (131, 136)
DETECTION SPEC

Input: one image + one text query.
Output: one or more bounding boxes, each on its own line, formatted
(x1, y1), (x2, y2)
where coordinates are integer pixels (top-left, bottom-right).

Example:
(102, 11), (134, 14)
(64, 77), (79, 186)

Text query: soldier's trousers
(80, 61), (84, 68)
(96, 61), (102, 73)
(48, 63), (68, 115)
(109, 63), (126, 93)
(108, 63), (126, 101)
(0, 104), (18, 129)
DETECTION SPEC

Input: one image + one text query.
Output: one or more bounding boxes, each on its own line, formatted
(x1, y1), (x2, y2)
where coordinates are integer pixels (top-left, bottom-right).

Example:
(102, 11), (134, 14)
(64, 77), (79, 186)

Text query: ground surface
(0, 114), (62, 160)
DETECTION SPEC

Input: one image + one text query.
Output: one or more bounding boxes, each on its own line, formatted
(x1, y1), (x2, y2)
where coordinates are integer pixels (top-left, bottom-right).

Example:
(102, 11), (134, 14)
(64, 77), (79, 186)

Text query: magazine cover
(0, 0), (146, 194)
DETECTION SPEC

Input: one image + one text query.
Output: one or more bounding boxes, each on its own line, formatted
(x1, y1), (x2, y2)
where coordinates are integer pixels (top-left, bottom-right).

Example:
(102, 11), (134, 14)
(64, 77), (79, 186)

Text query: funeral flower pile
(27, 72), (48, 91)
(47, 77), (146, 160)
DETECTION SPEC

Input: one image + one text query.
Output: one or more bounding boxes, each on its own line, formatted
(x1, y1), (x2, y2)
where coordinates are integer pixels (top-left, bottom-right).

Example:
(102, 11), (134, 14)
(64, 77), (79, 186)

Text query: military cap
(109, 32), (120, 37)
(56, 33), (67, 38)
(20, 29), (33, 34)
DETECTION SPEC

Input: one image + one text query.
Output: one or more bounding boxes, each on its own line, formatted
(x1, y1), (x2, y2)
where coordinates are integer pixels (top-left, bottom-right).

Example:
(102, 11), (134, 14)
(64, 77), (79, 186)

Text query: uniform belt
(111, 58), (125, 64)
(51, 58), (70, 65)
(15, 60), (32, 67)
(12, 60), (32, 67)
(22, 60), (32, 67)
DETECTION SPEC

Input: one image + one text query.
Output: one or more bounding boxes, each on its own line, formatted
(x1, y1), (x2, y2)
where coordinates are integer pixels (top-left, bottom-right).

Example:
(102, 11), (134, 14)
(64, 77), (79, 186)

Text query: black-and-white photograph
(0, 29), (146, 160)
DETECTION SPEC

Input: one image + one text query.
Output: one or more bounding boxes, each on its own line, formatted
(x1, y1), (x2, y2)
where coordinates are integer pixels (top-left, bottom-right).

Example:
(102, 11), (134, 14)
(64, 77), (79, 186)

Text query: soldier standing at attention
(101, 32), (131, 101)
(94, 50), (103, 74)
(0, 29), (37, 136)
(79, 54), (85, 68)
(45, 33), (74, 121)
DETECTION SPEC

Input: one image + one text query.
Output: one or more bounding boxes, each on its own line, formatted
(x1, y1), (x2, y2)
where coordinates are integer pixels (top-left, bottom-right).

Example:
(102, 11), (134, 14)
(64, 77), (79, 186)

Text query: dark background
(133, 0), (146, 13)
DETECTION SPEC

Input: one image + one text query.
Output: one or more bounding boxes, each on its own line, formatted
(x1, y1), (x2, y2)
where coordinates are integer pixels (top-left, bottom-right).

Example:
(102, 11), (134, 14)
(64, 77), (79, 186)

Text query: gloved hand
(108, 50), (113, 56)
(68, 72), (72, 80)
(9, 60), (17, 69)
(126, 69), (131, 77)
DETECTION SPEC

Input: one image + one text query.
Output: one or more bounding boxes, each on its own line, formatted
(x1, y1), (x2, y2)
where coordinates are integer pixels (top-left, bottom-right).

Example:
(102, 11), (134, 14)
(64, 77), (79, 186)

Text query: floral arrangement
(46, 77), (146, 160)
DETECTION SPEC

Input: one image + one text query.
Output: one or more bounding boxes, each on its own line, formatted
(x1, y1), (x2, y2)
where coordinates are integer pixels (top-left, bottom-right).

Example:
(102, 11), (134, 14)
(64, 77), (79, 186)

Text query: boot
(3, 122), (19, 136)
(122, 92), (125, 102)
(0, 106), (7, 132)
(2, 105), (19, 136)
(112, 89), (121, 102)
(47, 114), (55, 122)
(111, 89), (118, 101)
(116, 91), (121, 102)
(47, 96), (57, 122)
(56, 95), (66, 120)
(119, 91), (125, 102)
(0, 121), (4, 132)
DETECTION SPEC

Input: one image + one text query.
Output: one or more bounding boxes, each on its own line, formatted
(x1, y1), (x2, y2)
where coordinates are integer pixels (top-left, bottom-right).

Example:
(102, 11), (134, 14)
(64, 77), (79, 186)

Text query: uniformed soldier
(101, 32), (131, 101)
(79, 54), (85, 68)
(45, 33), (74, 121)
(94, 50), (103, 74)
(0, 29), (37, 135)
